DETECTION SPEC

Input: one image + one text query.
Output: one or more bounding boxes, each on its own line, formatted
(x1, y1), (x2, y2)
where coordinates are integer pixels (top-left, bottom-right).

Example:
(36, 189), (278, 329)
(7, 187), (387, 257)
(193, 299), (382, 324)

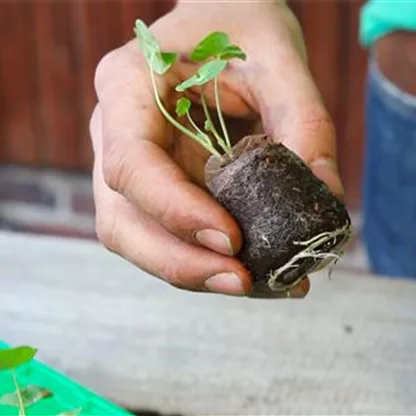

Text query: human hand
(90, 1), (344, 298)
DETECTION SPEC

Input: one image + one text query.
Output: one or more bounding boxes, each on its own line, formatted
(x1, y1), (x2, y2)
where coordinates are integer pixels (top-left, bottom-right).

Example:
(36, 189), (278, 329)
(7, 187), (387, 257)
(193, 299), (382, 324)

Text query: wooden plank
(338, 0), (368, 210)
(1, 231), (416, 415)
(73, 0), (123, 171)
(73, 0), (175, 171)
(300, 0), (342, 126)
(33, 1), (82, 169)
(0, 1), (40, 166)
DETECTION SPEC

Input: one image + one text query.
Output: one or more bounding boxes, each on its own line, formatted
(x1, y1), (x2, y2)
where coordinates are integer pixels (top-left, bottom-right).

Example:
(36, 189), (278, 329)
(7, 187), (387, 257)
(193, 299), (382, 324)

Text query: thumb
(249, 50), (345, 200)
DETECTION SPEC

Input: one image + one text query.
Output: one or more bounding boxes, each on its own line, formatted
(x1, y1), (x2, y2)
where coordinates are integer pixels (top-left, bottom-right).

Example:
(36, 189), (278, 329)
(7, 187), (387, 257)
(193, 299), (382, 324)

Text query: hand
(90, 1), (344, 298)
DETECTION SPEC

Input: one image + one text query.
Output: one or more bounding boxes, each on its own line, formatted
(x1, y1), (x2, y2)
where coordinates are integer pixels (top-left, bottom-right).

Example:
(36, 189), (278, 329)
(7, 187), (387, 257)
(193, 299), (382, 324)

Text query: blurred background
(0, 0), (368, 270)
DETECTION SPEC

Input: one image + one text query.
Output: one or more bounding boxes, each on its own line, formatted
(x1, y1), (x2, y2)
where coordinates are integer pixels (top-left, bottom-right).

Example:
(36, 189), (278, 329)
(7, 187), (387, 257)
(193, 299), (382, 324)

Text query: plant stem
(11, 370), (26, 416)
(214, 76), (232, 152)
(201, 94), (230, 155)
(185, 112), (210, 144)
(149, 59), (221, 158)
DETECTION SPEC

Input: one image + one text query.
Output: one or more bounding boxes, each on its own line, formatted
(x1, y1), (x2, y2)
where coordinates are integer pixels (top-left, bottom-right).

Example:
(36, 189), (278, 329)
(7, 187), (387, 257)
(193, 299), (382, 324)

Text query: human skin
(374, 31), (416, 95)
(89, 0), (345, 298)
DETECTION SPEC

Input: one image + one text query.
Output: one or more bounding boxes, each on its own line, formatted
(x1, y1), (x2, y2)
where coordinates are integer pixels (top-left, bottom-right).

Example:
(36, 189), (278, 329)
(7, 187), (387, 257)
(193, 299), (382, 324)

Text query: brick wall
(0, 165), (96, 239)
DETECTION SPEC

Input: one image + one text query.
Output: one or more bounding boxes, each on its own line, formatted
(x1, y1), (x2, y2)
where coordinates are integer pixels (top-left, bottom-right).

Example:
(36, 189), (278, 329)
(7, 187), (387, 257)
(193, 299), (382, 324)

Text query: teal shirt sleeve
(360, 0), (416, 48)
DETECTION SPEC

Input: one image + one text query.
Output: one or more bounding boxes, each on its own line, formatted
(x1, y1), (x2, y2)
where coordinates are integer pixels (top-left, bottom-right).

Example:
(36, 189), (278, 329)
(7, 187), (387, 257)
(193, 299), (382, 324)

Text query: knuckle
(94, 49), (120, 94)
(101, 141), (133, 195)
(301, 110), (336, 161)
(157, 252), (199, 290)
(157, 193), (197, 241)
(158, 197), (180, 229)
(159, 261), (186, 288)
(95, 211), (119, 254)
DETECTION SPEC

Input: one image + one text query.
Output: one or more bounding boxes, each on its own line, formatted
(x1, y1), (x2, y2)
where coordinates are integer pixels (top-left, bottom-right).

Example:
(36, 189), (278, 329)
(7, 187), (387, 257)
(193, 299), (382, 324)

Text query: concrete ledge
(1, 231), (415, 415)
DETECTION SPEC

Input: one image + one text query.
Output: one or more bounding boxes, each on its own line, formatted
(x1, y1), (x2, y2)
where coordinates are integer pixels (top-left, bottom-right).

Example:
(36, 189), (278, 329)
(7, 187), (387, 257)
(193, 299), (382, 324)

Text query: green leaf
(0, 346), (37, 371)
(204, 119), (212, 131)
(134, 19), (177, 75)
(190, 32), (230, 62)
(218, 44), (247, 61)
(0, 385), (53, 408)
(176, 59), (227, 92)
(160, 52), (177, 68)
(175, 97), (191, 117)
(56, 408), (82, 416)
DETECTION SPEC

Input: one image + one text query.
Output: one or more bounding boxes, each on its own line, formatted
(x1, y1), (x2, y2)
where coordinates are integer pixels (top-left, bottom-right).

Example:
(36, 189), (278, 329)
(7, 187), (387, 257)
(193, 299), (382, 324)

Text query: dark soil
(205, 134), (352, 298)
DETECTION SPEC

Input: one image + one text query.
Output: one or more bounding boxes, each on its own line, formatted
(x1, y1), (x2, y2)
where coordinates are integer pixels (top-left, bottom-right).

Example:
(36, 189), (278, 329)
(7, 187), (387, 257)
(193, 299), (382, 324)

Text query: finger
(90, 107), (252, 297)
(94, 46), (243, 256)
(247, 35), (345, 199)
(95, 184), (252, 297)
(288, 277), (310, 298)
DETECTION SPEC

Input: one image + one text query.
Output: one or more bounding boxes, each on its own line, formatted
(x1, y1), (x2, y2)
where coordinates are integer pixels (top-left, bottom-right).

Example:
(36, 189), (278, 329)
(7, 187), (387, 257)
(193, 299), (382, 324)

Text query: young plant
(0, 345), (81, 416)
(134, 20), (353, 298)
(134, 20), (247, 159)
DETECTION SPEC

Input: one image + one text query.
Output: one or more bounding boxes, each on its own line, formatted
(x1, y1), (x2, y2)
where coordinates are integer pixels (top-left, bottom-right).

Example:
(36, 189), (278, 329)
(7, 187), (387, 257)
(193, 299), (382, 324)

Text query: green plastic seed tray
(0, 341), (133, 416)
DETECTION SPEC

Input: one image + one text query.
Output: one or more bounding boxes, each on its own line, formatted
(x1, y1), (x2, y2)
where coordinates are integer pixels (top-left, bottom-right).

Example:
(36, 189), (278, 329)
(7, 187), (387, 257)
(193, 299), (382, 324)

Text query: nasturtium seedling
(0, 345), (83, 416)
(134, 19), (247, 158)
(133, 20), (353, 298)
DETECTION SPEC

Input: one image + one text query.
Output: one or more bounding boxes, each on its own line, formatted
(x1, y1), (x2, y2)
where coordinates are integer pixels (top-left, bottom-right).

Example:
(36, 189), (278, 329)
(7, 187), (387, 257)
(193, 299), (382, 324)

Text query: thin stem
(186, 111), (209, 143)
(149, 61), (221, 158)
(200, 94), (230, 155)
(11, 370), (26, 416)
(214, 76), (231, 151)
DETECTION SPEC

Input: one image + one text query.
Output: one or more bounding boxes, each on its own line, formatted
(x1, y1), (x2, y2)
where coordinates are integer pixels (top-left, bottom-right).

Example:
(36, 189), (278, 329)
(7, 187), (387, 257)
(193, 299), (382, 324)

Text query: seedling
(134, 20), (353, 297)
(134, 20), (247, 159)
(0, 346), (81, 416)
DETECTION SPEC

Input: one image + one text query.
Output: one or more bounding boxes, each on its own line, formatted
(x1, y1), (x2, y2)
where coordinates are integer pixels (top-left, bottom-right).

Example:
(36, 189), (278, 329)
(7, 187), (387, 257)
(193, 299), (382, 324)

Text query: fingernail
(204, 272), (246, 296)
(195, 229), (234, 256)
(310, 158), (345, 198)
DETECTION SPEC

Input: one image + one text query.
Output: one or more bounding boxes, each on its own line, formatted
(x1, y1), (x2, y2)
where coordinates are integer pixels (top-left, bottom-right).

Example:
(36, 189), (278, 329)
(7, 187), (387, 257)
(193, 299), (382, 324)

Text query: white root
(266, 222), (353, 292)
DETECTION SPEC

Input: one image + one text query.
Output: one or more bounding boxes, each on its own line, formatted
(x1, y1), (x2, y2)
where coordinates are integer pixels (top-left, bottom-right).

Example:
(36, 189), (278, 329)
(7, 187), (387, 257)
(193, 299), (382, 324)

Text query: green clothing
(360, 0), (416, 47)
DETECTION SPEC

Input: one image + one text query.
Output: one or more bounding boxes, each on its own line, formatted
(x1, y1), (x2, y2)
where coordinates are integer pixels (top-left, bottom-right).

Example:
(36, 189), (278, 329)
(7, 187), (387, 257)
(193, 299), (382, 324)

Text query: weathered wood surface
(1, 230), (416, 415)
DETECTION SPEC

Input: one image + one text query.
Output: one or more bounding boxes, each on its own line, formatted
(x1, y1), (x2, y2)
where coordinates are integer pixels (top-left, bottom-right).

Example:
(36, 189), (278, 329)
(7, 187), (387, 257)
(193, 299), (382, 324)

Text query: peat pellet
(205, 134), (352, 298)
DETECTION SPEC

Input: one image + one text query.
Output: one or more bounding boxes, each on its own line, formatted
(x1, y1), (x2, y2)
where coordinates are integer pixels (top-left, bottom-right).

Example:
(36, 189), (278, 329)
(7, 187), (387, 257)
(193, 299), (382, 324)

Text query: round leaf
(204, 120), (212, 132)
(134, 19), (177, 75)
(176, 59), (227, 92)
(218, 44), (247, 61)
(175, 97), (191, 117)
(190, 32), (230, 62)
(0, 346), (37, 371)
